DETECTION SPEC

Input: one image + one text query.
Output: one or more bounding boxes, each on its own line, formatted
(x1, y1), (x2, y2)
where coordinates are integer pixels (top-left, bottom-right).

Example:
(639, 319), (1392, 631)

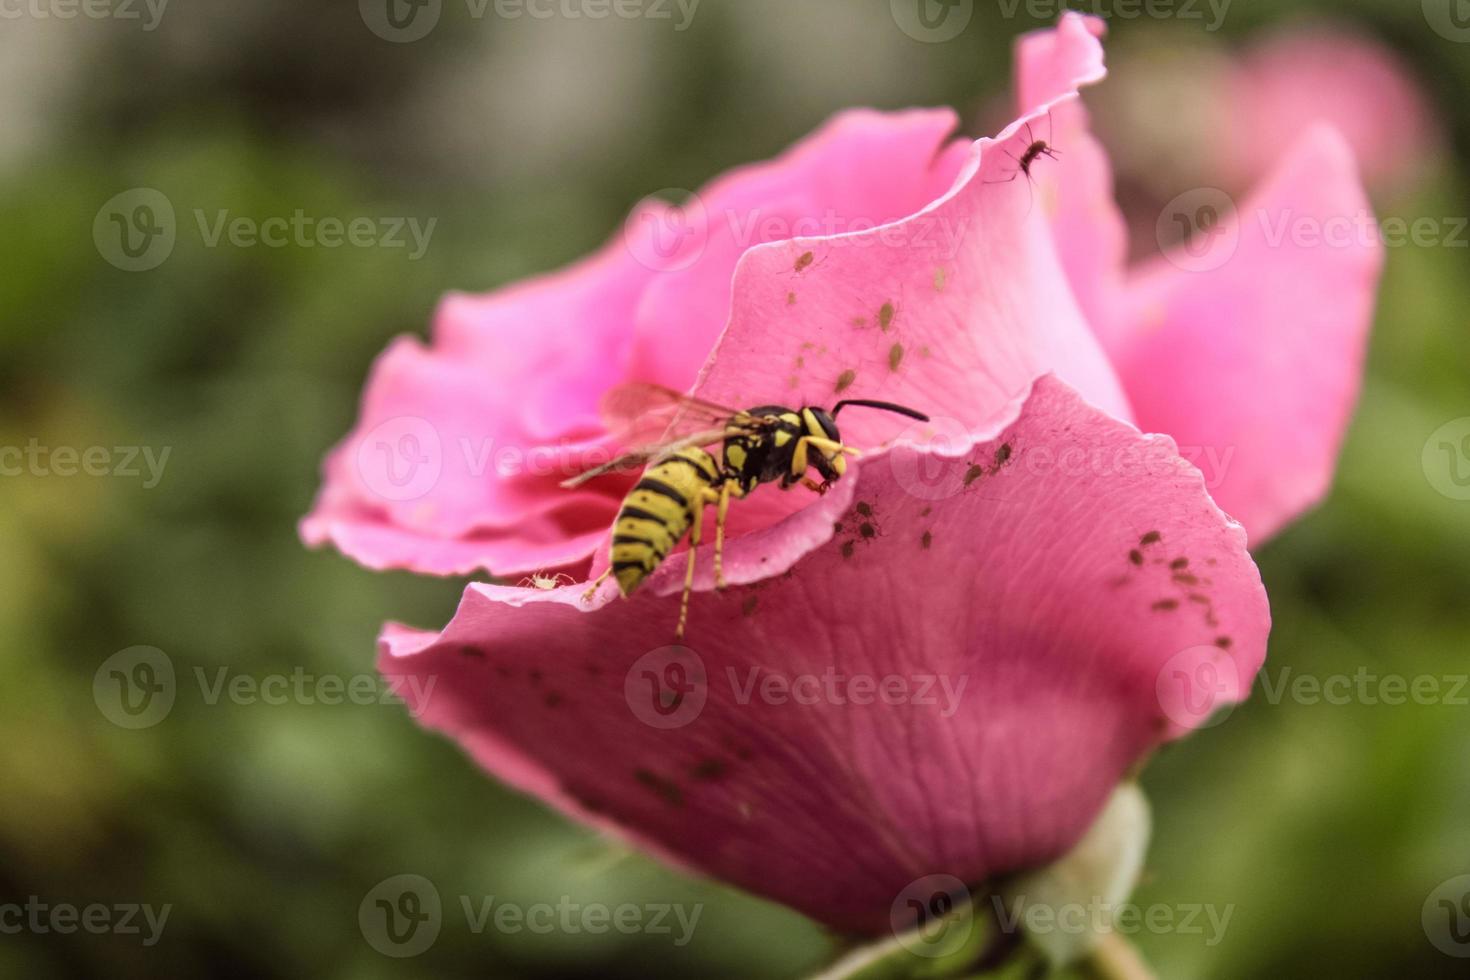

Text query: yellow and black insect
(563, 383), (929, 637)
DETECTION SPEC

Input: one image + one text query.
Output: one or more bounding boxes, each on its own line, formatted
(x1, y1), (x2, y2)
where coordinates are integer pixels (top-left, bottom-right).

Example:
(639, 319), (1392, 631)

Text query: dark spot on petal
(1187, 594), (1211, 605)
(841, 541), (856, 559)
(457, 647), (485, 659)
(1215, 636), (1233, 649)
(856, 502), (873, 517)
(851, 316), (869, 328)
(835, 369), (857, 393)
(921, 530), (933, 550)
(1169, 558), (1189, 570)
(544, 692), (564, 708)
(787, 291), (797, 305)
(1173, 573), (1200, 586)
(1140, 531), (1162, 547)
(691, 759), (728, 781)
(859, 522), (876, 539)
(794, 251), (814, 272)
(528, 668), (543, 685)
(1152, 599), (1179, 612)
(741, 595), (758, 618)
(920, 506), (932, 517)
(1128, 549), (1143, 566)
(634, 769), (683, 807)
(879, 301), (895, 331)
(995, 443), (1013, 467)
(964, 464), (984, 487)
(888, 343), (905, 371)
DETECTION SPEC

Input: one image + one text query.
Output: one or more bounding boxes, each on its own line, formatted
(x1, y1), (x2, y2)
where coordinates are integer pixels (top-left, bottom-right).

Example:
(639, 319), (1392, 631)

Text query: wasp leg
(676, 502), (706, 640)
(711, 480), (737, 590)
(581, 568), (612, 603)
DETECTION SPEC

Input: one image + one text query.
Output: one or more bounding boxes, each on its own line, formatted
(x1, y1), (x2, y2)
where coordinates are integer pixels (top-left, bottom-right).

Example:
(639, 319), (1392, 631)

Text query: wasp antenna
(831, 399), (930, 422)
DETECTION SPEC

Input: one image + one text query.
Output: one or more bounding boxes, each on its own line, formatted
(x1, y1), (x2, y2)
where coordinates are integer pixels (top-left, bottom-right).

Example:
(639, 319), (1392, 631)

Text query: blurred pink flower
(1093, 21), (1438, 201)
(1222, 24), (1439, 197)
(307, 14), (1383, 933)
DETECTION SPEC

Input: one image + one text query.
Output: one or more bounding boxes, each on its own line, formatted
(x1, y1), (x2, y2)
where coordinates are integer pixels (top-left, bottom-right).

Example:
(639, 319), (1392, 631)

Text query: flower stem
(1078, 934), (1156, 980)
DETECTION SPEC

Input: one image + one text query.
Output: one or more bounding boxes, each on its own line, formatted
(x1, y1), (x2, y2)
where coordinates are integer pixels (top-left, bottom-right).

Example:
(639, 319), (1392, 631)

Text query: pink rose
(307, 14), (1381, 935)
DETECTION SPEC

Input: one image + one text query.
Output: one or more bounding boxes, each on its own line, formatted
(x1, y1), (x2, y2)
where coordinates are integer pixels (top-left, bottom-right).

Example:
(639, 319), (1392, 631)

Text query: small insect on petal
(794, 251), (815, 272)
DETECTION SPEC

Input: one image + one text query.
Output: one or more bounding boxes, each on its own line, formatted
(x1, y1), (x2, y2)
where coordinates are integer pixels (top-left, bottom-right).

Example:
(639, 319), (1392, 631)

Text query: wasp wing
(599, 382), (760, 446)
(560, 426), (746, 488)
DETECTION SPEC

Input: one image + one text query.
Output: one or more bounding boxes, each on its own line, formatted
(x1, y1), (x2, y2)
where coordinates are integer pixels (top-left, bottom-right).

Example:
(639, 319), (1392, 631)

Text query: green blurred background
(2, 1), (1467, 977)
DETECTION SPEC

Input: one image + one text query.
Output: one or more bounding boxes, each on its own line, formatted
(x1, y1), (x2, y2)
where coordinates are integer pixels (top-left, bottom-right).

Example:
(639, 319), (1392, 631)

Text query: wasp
(563, 383), (929, 638)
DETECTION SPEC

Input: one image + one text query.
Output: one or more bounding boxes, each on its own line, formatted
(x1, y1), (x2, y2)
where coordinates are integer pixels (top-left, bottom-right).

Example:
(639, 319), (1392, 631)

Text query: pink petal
(627, 107), (973, 387)
(380, 377), (1268, 934)
(1113, 125), (1384, 542)
(1013, 12), (1130, 349)
(690, 105), (1134, 470)
(301, 109), (990, 578)
(300, 336), (623, 576)
(301, 226), (656, 576)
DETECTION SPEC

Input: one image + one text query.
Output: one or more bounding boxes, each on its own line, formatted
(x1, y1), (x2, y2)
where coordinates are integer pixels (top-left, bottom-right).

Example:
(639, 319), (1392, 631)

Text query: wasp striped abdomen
(609, 447), (721, 595)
